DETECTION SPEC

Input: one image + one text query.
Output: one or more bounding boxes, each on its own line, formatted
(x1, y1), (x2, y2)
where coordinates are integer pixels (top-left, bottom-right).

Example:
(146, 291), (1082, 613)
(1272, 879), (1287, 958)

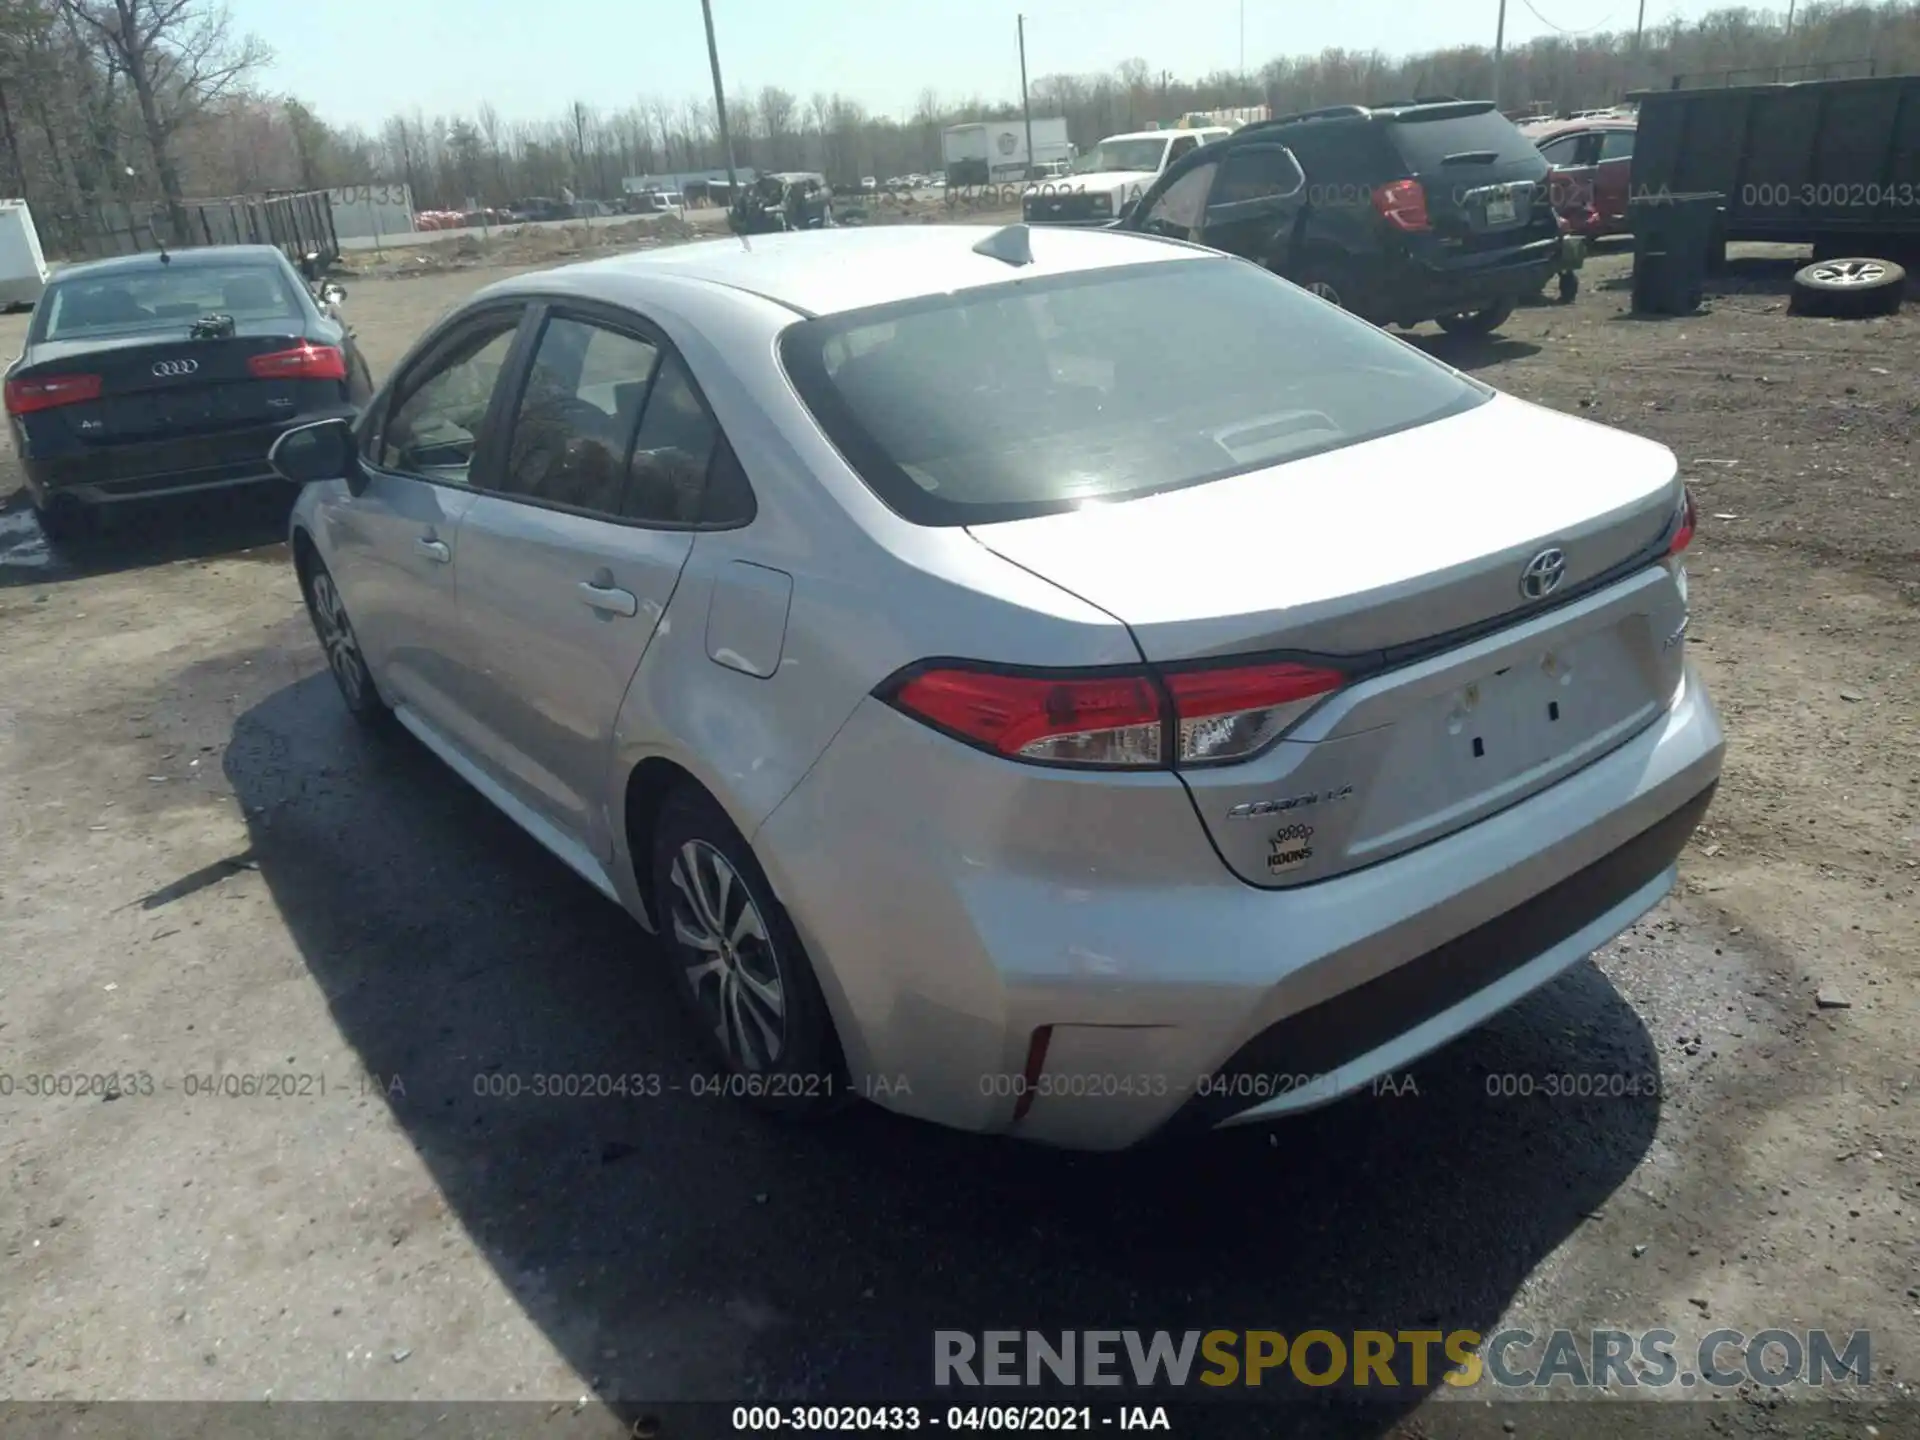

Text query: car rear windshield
(35, 262), (303, 341)
(1387, 106), (1545, 173)
(779, 257), (1489, 526)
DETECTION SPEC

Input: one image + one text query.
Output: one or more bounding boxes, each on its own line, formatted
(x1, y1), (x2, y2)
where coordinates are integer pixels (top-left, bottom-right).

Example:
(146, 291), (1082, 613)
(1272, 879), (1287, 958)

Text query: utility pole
(700, 0), (739, 199)
(1634, 0), (1647, 49)
(1785, 0), (1796, 35)
(1240, 0), (1246, 82)
(1018, 14), (1035, 180)
(1492, 0), (1508, 106)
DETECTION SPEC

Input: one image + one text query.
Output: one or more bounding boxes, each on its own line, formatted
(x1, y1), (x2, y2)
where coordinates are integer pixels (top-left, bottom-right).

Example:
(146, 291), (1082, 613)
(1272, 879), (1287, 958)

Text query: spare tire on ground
(1788, 257), (1906, 318)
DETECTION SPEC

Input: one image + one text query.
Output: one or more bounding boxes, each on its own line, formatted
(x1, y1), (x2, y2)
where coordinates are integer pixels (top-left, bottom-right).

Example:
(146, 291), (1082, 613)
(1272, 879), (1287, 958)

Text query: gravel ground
(0, 239), (1916, 1440)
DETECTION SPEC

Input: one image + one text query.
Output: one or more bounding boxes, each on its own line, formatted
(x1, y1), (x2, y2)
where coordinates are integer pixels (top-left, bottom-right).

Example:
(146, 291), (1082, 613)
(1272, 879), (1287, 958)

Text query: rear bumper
(755, 661), (1724, 1150)
(18, 405), (354, 507)
(1381, 237), (1563, 320)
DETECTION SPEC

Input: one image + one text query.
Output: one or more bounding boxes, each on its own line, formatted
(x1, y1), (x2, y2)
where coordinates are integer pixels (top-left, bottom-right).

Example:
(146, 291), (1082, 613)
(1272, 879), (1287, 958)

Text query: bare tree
(58, 0), (267, 240)
(755, 85), (797, 169)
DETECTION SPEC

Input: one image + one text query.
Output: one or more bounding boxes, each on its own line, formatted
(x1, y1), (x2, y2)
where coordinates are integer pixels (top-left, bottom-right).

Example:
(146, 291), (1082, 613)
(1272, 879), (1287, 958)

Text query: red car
(1527, 117), (1636, 238)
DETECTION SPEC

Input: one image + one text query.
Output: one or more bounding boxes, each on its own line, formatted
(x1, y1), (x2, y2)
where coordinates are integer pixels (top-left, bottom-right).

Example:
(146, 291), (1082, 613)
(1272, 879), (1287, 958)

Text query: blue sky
(231, 0), (1758, 129)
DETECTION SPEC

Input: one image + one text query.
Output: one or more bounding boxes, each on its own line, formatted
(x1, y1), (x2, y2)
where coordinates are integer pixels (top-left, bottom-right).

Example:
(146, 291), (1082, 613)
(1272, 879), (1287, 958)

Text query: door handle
(577, 581), (639, 617)
(414, 537), (451, 563)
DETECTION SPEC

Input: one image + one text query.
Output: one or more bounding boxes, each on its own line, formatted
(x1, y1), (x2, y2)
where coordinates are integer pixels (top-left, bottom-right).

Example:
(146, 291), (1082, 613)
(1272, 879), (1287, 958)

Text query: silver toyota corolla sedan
(268, 223), (1723, 1150)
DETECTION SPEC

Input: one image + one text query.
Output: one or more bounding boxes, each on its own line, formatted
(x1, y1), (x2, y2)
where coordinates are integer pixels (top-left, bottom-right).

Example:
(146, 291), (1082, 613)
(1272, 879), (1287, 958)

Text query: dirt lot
(1, 238), (1916, 1438)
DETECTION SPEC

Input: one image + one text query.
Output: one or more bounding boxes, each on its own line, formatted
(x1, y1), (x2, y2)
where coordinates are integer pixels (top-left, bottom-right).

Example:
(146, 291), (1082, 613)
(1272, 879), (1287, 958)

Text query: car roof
(1097, 130), (1179, 144)
(527, 224), (1204, 318)
(49, 244), (290, 282)
(1529, 117), (1637, 139)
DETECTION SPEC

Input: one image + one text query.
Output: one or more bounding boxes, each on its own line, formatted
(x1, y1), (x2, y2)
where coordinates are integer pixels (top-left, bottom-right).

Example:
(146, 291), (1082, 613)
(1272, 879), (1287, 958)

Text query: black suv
(1116, 100), (1562, 335)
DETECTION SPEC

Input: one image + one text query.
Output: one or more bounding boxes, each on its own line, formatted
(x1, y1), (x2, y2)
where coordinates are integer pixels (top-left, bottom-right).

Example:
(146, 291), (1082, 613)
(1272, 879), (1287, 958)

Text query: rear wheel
(1293, 260), (1356, 312)
(31, 494), (93, 549)
(299, 555), (388, 725)
(1435, 299), (1516, 336)
(651, 784), (845, 1118)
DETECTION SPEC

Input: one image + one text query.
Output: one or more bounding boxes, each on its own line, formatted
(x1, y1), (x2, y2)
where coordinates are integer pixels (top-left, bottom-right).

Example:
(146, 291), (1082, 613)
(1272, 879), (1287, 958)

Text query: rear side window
(1388, 107), (1544, 173)
(780, 258), (1488, 527)
(37, 263), (303, 341)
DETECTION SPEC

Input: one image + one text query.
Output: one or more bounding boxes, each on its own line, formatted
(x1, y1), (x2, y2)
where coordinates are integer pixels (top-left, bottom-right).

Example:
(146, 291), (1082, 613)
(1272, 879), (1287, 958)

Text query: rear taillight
(248, 343), (346, 382)
(1372, 178), (1431, 232)
(4, 372), (103, 415)
(889, 667), (1164, 767)
(884, 659), (1345, 770)
(1668, 487), (1696, 554)
(1164, 661), (1347, 766)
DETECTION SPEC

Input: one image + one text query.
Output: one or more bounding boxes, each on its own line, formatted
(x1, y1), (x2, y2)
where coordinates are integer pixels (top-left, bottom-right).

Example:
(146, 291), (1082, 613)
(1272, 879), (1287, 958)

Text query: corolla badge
(1519, 547), (1568, 601)
(1227, 784), (1353, 820)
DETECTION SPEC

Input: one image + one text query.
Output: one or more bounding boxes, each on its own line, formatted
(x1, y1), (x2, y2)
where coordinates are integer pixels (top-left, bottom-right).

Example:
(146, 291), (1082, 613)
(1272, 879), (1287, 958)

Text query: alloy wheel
(668, 839), (787, 1070)
(308, 571), (366, 708)
(1808, 260), (1888, 287)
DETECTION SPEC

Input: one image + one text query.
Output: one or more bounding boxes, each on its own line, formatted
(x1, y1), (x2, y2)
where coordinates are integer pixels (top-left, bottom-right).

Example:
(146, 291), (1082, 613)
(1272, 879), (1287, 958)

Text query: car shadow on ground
(215, 671), (1665, 1436)
(1403, 333), (1544, 372)
(0, 486), (294, 589)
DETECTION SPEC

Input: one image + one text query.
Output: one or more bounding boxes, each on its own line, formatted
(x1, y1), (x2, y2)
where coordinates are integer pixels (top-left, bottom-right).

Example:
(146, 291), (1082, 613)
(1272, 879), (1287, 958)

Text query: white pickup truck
(1022, 127), (1232, 226)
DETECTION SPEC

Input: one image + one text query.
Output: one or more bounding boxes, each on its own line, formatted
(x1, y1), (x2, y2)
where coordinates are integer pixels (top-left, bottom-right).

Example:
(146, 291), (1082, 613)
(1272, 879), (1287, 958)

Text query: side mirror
(270, 416), (357, 486)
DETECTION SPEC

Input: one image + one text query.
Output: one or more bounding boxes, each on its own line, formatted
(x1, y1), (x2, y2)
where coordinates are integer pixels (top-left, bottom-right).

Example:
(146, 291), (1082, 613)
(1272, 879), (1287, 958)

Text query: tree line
(1, 0), (1916, 251)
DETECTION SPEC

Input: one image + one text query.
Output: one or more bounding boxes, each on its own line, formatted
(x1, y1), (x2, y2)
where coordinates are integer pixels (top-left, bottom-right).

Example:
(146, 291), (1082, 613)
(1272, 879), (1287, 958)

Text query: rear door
(1193, 144), (1307, 263)
(449, 304), (731, 856)
(1389, 103), (1557, 252)
(1595, 128), (1636, 229)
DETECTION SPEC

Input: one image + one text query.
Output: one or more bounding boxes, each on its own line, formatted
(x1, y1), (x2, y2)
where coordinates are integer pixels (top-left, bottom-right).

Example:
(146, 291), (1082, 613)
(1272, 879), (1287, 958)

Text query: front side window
(781, 257), (1489, 526)
(1138, 162), (1218, 236)
(500, 316), (660, 517)
(1599, 129), (1636, 162)
(378, 315), (521, 484)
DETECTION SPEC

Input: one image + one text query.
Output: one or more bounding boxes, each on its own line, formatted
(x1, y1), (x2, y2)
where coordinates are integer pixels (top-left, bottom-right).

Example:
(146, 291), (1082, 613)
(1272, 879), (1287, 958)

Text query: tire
(1557, 270), (1580, 304)
(1788, 257), (1905, 319)
(31, 494), (93, 549)
(299, 554), (389, 726)
(651, 784), (846, 1118)
(1292, 260), (1357, 312)
(1435, 299), (1516, 337)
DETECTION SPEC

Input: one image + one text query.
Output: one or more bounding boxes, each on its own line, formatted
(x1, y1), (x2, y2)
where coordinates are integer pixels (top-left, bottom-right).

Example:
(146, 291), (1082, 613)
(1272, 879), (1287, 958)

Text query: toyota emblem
(152, 358), (199, 377)
(1519, 547), (1568, 601)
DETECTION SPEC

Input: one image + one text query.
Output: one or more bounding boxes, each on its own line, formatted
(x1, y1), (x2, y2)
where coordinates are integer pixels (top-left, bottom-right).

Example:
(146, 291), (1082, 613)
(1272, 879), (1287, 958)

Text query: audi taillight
(883, 659), (1345, 770)
(1668, 486), (1697, 555)
(5, 372), (103, 415)
(1371, 178), (1431, 232)
(248, 343), (346, 382)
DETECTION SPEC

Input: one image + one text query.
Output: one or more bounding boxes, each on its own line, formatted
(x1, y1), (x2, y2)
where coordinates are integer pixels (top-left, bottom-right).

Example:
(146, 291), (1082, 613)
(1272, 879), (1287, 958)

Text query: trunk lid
(21, 321), (327, 443)
(968, 393), (1691, 886)
(1387, 103), (1556, 253)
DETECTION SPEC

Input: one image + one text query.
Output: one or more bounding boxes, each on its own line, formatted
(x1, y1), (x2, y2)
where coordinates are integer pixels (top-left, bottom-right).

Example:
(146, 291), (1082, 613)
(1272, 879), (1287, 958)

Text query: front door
(451, 307), (734, 855)
(328, 306), (524, 732)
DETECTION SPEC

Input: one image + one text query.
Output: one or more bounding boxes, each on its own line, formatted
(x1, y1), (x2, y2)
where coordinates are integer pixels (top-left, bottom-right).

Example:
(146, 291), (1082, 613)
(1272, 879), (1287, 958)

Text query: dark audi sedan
(5, 244), (373, 544)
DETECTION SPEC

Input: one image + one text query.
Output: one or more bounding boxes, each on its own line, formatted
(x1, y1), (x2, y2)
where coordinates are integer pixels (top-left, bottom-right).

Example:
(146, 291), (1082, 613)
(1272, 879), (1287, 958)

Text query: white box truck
(942, 118), (1072, 186)
(0, 199), (49, 310)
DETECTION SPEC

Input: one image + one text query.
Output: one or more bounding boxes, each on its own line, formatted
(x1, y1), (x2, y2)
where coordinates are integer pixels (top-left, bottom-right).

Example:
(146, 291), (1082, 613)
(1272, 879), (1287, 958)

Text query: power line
(1518, 0), (1616, 33)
